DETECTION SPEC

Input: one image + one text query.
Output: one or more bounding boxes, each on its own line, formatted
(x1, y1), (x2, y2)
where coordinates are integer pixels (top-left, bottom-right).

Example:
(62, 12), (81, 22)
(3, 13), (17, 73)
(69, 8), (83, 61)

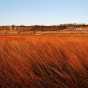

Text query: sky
(0, 0), (88, 25)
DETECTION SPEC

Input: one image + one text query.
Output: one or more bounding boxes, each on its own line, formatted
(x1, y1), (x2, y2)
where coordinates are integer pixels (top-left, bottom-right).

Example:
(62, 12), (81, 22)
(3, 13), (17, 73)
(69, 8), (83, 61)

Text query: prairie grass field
(0, 33), (88, 88)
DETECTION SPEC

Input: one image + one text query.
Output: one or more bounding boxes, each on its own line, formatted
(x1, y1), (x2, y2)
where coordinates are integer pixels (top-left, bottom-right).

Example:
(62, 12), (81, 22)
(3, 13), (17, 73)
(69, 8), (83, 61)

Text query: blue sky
(0, 0), (88, 25)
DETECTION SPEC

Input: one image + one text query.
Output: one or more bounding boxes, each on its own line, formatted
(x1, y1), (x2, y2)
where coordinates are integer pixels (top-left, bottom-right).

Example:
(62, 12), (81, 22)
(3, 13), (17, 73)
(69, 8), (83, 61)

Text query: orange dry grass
(0, 34), (88, 88)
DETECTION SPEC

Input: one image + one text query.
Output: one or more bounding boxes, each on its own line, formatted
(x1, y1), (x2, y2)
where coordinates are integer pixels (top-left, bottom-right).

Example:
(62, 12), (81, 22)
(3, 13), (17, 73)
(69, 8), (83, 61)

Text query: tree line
(0, 24), (88, 32)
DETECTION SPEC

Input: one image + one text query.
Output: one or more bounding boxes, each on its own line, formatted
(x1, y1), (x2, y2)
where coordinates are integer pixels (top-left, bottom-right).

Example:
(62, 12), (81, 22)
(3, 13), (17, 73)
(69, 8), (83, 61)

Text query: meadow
(0, 33), (88, 88)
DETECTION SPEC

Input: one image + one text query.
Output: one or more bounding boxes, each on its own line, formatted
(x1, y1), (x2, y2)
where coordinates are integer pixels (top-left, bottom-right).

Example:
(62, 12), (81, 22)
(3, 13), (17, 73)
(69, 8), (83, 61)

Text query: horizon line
(0, 23), (88, 26)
